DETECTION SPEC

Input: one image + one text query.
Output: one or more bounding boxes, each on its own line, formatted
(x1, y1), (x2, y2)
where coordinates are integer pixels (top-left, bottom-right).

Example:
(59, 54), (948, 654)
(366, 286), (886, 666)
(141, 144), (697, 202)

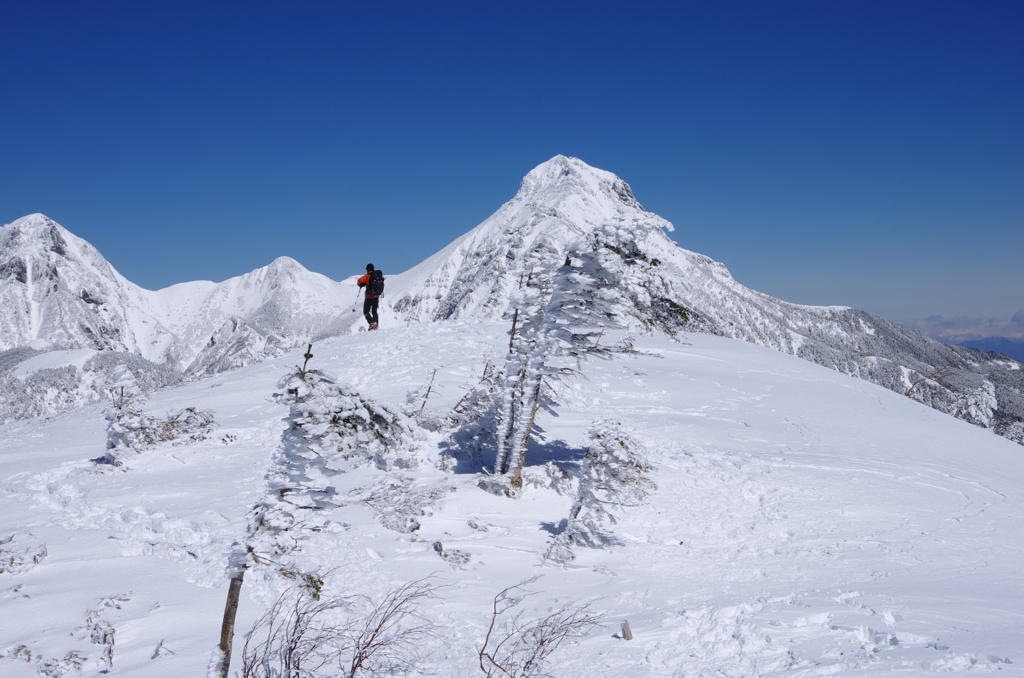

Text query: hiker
(357, 263), (385, 330)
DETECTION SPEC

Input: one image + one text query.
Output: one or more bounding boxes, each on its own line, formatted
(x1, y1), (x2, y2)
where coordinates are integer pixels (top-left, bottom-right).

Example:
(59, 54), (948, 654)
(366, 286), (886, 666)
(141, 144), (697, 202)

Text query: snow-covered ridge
(380, 155), (1024, 444)
(2, 158), (1023, 443)
(0, 214), (360, 374)
(2, 324), (1022, 676)
(0, 214), (362, 423)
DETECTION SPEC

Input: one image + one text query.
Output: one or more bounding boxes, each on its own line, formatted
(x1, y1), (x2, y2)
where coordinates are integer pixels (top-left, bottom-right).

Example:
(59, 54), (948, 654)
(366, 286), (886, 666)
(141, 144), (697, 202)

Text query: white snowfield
(1, 321), (1022, 677)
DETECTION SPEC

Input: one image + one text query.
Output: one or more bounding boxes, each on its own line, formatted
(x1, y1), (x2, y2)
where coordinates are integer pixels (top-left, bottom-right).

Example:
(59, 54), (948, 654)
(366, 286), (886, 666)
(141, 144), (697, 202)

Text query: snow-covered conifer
(490, 261), (561, 493)
(489, 235), (656, 495)
(954, 380), (998, 428)
(1000, 420), (1024, 444)
(280, 351), (419, 471)
(103, 366), (215, 461)
(547, 420), (655, 562)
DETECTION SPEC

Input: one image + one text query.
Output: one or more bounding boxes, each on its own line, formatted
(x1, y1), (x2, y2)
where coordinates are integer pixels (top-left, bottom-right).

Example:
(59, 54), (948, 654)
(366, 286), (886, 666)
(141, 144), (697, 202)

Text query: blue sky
(2, 1), (1021, 333)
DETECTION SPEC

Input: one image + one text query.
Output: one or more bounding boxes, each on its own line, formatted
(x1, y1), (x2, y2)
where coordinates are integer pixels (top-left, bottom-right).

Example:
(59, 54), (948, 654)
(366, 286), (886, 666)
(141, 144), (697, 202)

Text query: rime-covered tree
(489, 226), (669, 496)
(103, 365), (215, 462)
(280, 348), (418, 472)
(546, 420), (656, 563)
(954, 380), (998, 428)
(490, 259), (560, 494)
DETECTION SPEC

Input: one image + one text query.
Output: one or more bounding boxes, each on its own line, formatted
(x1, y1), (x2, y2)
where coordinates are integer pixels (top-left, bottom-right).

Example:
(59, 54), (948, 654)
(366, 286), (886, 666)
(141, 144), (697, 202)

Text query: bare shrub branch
(344, 579), (439, 678)
(904, 366), (961, 398)
(241, 577), (439, 678)
(478, 578), (601, 678)
(241, 591), (350, 678)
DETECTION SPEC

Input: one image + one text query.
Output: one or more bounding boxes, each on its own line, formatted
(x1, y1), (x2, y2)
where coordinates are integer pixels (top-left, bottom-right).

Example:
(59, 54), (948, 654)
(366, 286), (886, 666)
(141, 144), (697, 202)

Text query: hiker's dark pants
(363, 297), (379, 325)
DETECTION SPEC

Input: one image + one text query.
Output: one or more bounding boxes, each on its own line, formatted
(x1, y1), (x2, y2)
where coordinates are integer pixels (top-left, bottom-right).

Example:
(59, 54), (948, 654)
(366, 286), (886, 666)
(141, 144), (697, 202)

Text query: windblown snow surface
(2, 322), (1022, 677)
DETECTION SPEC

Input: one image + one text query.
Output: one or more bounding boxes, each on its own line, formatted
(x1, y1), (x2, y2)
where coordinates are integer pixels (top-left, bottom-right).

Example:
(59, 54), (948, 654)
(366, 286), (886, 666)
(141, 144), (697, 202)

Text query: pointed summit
(385, 157), (677, 322)
(0, 213), (145, 353)
(516, 156), (651, 218)
(2, 213), (74, 259)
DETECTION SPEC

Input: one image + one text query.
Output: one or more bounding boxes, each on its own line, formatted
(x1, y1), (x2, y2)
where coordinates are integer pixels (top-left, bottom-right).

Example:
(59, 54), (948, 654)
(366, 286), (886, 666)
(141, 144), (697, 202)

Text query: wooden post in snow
(218, 568), (246, 677)
(620, 620), (633, 641)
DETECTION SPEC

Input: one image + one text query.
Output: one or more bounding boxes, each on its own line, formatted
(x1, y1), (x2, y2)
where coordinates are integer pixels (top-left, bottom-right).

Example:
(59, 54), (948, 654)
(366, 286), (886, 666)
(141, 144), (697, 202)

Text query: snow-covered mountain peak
(263, 255), (320, 284)
(385, 157), (678, 321)
(3, 213), (78, 261)
(512, 155), (669, 232)
(1, 213), (124, 280)
(0, 213), (146, 356)
(3, 212), (63, 238)
(519, 155), (631, 201)
(230, 256), (307, 290)
(266, 255), (302, 272)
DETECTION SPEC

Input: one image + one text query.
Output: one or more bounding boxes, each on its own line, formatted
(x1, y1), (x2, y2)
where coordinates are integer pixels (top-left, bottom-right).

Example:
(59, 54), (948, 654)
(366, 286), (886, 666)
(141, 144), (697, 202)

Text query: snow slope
(1, 324), (1022, 677)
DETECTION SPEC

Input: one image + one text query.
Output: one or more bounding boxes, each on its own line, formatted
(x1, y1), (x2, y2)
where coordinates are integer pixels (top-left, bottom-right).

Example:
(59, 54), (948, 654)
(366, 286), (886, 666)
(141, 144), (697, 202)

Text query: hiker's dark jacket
(357, 273), (384, 299)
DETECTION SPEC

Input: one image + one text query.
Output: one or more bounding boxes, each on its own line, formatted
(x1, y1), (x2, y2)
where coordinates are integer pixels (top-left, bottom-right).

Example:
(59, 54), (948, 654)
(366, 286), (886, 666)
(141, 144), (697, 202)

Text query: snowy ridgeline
(3, 158), (1024, 447)
(386, 204), (1024, 447)
(378, 162), (1024, 446)
(0, 213), (363, 426)
(2, 322), (1023, 677)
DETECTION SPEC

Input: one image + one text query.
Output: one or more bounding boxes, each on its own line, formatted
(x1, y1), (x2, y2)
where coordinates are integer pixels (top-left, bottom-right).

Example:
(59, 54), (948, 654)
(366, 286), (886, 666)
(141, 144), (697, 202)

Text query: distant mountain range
(0, 213), (361, 372)
(945, 337), (1024, 362)
(0, 214), (361, 423)
(2, 157), (1022, 445)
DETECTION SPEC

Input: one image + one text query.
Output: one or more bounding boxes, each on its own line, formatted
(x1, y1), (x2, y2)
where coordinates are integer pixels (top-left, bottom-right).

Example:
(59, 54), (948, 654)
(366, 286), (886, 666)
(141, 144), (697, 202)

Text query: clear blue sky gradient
(2, 1), (1021, 327)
